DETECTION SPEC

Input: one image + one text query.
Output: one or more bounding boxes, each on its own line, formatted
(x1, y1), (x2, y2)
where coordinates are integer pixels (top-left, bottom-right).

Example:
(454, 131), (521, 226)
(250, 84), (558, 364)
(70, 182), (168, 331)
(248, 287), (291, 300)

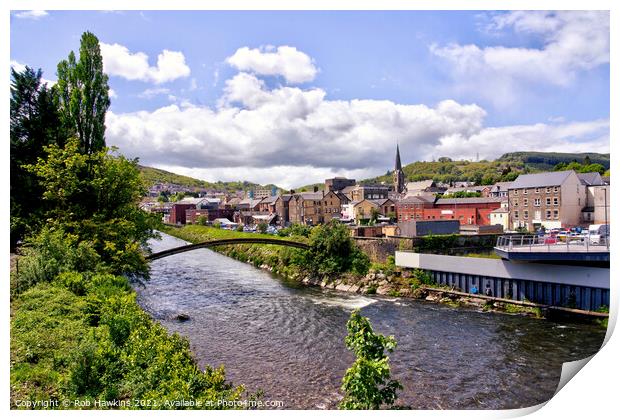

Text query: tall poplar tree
(56, 31), (110, 156)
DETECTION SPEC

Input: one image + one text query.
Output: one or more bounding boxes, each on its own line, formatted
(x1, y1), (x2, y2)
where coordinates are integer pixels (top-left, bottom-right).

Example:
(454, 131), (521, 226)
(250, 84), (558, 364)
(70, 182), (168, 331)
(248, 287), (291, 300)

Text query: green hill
(499, 152), (610, 171)
(138, 165), (281, 193)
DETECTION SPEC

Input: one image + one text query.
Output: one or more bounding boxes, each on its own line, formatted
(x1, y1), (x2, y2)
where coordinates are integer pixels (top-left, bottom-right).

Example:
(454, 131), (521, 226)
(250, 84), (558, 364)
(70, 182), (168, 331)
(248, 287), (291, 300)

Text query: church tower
(393, 144), (405, 194)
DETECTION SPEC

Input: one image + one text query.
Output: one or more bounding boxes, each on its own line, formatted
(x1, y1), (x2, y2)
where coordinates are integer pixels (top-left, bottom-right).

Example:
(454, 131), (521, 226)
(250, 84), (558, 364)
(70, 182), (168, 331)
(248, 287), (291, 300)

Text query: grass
(465, 252), (502, 259)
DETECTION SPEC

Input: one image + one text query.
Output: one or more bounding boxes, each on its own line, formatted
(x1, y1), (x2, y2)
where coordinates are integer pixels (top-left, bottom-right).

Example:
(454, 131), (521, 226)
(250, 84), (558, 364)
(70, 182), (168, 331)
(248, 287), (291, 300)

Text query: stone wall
(353, 234), (501, 263)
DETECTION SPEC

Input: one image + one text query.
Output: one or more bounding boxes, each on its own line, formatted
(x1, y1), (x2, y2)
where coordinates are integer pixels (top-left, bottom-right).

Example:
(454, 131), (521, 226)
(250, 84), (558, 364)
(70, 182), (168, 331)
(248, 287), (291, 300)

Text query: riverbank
(10, 236), (248, 409)
(160, 225), (607, 323)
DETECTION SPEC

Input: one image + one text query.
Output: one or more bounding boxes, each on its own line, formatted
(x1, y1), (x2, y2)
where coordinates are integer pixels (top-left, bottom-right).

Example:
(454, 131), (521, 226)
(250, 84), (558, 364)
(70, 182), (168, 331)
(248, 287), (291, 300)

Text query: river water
(135, 232), (606, 409)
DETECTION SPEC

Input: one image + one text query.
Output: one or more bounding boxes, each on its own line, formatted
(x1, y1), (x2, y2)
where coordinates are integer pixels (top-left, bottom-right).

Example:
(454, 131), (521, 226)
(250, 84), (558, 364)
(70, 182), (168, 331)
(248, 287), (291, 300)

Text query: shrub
(340, 310), (402, 409)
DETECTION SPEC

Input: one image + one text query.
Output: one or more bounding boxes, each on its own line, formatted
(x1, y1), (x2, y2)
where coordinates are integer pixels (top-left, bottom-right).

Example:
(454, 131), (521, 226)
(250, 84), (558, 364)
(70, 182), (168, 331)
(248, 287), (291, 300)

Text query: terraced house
(288, 190), (348, 226)
(508, 170), (595, 231)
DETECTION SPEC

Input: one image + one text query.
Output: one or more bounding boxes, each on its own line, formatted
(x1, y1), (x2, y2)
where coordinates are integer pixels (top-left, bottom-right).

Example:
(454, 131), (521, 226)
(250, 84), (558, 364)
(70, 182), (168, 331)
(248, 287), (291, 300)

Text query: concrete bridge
(146, 237), (309, 261)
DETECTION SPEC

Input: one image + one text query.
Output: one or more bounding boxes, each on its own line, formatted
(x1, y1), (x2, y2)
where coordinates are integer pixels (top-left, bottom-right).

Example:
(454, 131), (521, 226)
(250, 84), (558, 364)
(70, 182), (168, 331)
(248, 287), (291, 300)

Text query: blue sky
(10, 10), (610, 188)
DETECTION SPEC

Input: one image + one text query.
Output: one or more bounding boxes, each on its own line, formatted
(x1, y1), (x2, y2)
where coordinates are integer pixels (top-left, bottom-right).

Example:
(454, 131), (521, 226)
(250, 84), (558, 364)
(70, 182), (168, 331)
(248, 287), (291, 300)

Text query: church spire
(393, 143), (405, 194)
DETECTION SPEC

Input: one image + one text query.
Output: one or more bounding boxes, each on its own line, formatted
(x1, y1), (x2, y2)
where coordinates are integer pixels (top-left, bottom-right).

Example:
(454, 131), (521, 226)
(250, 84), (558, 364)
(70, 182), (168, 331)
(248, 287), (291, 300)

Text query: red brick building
(422, 197), (503, 225)
(396, 196), (435, 223)
(170, 203), (196, 225)
(186, 208), (235, 224)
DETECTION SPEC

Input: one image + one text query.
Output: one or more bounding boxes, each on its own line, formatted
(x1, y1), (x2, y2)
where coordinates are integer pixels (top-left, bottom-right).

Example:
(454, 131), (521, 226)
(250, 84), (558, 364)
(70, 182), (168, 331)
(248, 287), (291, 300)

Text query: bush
(340, 310), (402, 409)
(12, 228), (101, 298)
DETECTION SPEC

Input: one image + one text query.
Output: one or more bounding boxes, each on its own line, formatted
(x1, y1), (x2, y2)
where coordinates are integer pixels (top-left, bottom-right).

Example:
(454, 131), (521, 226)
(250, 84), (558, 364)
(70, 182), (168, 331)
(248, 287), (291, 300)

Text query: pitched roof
(341, 185), (357, 194)
(399, 195), (435, 204)
(295, 192), (324, 200)
(406, 180), (435, 191)
(509, 171), (575, 189)
(577, 172), (604, 186)
(436, 197), (504, 205)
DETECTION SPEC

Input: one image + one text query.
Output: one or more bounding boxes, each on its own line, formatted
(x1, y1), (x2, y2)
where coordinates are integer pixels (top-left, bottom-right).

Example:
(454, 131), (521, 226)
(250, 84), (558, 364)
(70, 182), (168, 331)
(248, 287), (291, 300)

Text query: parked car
(544, 234), (557, 244)
(587, 224), (610, 245)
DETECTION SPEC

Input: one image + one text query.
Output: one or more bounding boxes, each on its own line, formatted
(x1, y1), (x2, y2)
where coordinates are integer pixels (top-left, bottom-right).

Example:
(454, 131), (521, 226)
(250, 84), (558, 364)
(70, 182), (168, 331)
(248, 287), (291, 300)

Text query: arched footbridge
(146, 238), (309, 261)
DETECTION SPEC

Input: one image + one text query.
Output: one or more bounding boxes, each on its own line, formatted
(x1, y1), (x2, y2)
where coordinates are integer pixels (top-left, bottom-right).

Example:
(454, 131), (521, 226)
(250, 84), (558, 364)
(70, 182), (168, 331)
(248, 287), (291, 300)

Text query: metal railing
(495, 234), (609, 253)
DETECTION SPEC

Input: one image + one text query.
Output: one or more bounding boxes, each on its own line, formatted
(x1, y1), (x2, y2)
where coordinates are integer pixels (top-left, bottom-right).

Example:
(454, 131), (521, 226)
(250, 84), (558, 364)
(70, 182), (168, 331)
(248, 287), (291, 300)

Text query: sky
(10, 10), (610, 189)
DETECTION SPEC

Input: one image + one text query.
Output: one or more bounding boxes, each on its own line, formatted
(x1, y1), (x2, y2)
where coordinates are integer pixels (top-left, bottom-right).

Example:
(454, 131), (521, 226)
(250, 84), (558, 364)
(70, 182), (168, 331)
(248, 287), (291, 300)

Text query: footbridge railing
(146, 237), (309, 261)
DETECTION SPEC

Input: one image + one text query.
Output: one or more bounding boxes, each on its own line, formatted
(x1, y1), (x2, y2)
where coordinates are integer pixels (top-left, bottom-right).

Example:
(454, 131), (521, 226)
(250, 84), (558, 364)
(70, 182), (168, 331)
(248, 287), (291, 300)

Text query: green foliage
(197, 216), (208, 226)
(56, 32), (110, 157)
(415, 234), (459, 253)
(257, 222), (268, 234)
(28, 138), (158, 277)
(11, 277), (246, 408)
(441, 191), (482, 198)
(11, 227), (101, 298)
(339, 310), (402, 410)
(10, 66), (65, 247)
(235, 225), (244, 232)
(303, 220), (369, 276)
(412, 269), (434, 285)
(501, 151), (610, 171)
(139, 165), (280, 194)
(553, 161), (605, 174)
(277, 223), (312, 238)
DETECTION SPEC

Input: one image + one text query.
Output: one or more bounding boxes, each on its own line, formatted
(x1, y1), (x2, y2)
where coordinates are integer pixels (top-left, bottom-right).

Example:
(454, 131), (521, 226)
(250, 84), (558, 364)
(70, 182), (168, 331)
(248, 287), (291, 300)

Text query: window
(524, 210), (529, 219)
(535, 188), (540, 193)
(546, 187), (551, 193)
(523, 189), (528, 194)
(523, 198), (528, 206)
(554, 186), (559, 192)
(553, 210), (559, 219)
(546, 210), (552, 219)
(513, 200), (519, 207)
(553, 197), (559, 206)
(546, 197), (551, 206)
(534, 198), (541, 206)
(514, 211), (519, 219)
(514, 189), (519, 195)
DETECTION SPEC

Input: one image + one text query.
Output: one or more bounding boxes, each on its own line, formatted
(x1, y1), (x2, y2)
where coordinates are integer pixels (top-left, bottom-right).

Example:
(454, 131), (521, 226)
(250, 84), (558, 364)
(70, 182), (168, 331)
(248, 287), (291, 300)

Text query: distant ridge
(499, 152), (610, 171)
(138, 165), (282, 193)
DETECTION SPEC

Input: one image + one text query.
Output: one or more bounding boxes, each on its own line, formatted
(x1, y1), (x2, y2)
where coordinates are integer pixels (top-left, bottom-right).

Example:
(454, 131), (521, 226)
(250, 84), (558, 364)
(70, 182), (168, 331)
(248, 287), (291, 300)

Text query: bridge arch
(146, 237), (309, 261)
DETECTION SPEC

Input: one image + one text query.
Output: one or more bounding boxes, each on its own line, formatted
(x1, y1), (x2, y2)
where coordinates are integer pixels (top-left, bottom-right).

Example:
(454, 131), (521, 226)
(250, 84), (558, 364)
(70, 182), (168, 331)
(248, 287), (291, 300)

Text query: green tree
(340, 310), (402, 409)
(304, 220), (369, 276)
(257, 222), (268, 233)
(56, 31), (110, 157)
(197, 215), (208, 226)
(28, 139), (158, 277)
(10, 66), (65, 247)
(583, 155), (592, 166)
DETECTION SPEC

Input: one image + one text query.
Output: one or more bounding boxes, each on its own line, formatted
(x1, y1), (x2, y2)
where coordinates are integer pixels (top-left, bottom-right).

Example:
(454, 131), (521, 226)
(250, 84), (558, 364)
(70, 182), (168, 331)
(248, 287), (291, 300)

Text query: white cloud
(10, 60), (26, 73)
(226, 45), (318, 84)
(109, 89), (118, 99)
(138, 87), (171, 99)
(430, 11), (609, 107)
(14, 10), (48, 20)
(100, 42), (190, 84)
(105, 68), (607, 188)
(433, 119), (609, 162)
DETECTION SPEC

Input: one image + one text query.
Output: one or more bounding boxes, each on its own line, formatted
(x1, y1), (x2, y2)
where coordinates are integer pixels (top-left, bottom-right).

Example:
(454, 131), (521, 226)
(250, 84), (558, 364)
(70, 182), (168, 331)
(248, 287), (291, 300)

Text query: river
(135, 232), (606, 409)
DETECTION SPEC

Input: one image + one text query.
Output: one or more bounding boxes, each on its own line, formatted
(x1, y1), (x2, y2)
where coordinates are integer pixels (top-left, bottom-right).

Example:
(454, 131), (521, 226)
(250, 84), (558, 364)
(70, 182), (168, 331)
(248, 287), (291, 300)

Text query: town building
(325, 177), (356, 192)
(424, 197), (504, 225)
(487, 182), (513, 198)
(274, 194), (293, 226)
(396, 195), (435, 223)
(508, 170), (587, 230)
(342, 184), (390, 201)
(404, 180), (445, 197)
(170, 203), (196, 225)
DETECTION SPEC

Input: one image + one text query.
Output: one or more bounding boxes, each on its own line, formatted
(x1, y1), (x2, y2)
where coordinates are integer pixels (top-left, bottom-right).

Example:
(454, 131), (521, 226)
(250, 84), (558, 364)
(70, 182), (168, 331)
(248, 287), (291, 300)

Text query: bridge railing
(495, 234), (609, 253)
